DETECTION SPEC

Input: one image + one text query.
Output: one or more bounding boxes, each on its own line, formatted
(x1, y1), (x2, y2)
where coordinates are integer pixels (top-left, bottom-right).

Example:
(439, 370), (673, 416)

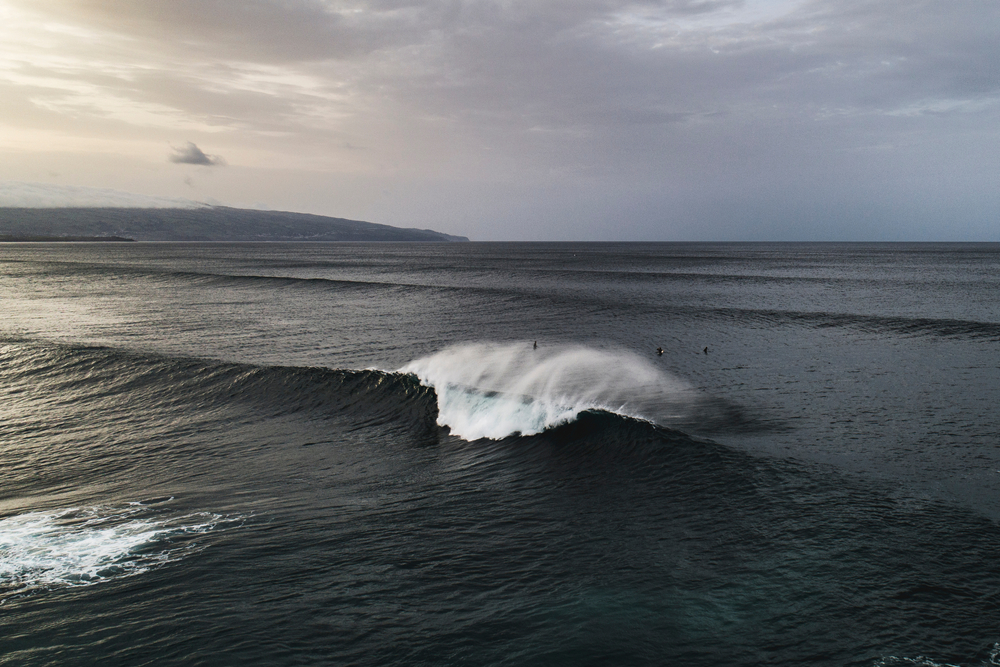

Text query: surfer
(533, 341), (537, 350)
(656, 347), (664, 356)
(703, 347), (708, 355)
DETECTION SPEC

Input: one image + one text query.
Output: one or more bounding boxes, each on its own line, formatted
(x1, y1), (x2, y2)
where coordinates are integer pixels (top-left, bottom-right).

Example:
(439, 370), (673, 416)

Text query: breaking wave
(1, 337), (763, 451)
(400, 342), (699, 440)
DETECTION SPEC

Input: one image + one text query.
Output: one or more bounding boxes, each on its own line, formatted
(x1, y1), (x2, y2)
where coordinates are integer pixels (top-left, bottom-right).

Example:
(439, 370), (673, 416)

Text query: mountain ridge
(0, 206), (468, 242)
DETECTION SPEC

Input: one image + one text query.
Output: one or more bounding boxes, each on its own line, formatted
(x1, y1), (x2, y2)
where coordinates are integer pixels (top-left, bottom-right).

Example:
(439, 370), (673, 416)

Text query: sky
(0, 0), (997, 241)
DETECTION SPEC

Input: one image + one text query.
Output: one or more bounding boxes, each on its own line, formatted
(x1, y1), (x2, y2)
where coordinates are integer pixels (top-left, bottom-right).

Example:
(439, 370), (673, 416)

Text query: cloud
(10, 1), (999, 145)
(2, 0), (999, 239)
(169, 142), (226, 166)
(5, 0), (429, 62)
(0, 181), (206, 208)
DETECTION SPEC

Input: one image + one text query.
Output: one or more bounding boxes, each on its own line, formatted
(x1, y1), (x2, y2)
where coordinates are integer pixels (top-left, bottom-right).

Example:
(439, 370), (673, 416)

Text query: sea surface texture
(2, 242), (1000, 666)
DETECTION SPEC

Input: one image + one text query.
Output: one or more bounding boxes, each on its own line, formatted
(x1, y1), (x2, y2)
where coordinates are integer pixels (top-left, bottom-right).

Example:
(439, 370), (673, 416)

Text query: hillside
(0, 206), (468, 242)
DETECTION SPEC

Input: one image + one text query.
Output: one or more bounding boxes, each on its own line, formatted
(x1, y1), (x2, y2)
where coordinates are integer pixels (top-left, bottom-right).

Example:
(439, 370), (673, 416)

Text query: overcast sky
(0, 0), (997, 240)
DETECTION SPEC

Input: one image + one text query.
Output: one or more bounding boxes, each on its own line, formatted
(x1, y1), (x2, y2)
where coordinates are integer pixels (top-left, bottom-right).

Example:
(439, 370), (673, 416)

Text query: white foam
(873, 643), (1000, 667)
(401, 342), (695, 440)
(0, 504), (236, 599)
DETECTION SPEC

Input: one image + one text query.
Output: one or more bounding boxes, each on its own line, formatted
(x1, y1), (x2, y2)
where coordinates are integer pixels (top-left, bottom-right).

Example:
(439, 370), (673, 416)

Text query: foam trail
(401, 342), (695, 440)
(0, 504), (238, 600)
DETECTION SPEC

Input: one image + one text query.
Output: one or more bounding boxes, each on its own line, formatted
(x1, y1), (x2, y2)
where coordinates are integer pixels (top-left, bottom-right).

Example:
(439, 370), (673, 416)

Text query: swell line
(705, 307), (1000, 341)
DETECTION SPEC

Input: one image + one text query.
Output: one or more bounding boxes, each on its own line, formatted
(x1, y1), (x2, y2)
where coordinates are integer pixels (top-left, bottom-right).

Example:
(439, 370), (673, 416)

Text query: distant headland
(0, 206), (469, 242)
(0, 234), (135, 242)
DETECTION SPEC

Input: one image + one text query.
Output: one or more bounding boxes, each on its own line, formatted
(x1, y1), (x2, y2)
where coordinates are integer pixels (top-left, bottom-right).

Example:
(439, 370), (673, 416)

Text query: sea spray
(400, 342), (695, 440)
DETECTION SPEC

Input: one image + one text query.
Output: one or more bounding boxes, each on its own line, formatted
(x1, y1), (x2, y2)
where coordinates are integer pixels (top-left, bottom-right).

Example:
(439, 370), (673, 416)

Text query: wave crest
(401, 342), (695, 440)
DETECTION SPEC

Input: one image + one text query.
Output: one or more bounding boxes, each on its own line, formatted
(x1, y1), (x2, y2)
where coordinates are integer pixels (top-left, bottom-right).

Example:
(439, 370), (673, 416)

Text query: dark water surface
(2, 242), (1000, 666)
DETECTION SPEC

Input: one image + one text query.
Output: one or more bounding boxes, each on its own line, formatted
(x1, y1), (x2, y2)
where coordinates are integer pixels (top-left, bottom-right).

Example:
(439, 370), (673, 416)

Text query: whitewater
(401, 342), (696, 439)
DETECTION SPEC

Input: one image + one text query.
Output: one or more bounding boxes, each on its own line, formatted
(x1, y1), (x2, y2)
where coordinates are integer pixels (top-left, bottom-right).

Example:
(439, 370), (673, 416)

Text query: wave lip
(401, 342), (695, 440)
(0, 504), (238, 600)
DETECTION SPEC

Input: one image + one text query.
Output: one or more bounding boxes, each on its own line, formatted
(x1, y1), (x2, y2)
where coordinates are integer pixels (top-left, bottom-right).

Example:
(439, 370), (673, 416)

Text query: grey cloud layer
(16, 1), (998, 133)
(5, 0), (1000, 238)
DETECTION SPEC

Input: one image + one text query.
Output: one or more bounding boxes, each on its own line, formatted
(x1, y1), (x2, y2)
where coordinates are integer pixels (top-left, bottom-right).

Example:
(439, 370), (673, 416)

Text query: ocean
(1, 241), (999, 666)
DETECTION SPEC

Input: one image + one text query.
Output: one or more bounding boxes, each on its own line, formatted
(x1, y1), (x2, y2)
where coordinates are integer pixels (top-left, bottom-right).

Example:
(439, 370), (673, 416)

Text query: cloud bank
(0, 0), (997, 239)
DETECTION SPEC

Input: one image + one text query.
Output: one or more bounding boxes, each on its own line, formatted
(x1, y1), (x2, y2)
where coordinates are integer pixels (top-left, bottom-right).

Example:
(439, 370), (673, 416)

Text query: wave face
(401, 342), (695, 440)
